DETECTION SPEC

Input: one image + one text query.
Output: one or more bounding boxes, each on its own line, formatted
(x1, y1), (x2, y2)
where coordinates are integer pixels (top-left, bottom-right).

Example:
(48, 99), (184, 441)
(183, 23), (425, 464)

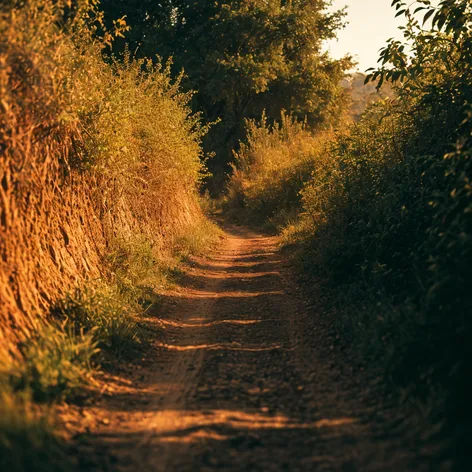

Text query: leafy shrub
(283, 1), (472, 463)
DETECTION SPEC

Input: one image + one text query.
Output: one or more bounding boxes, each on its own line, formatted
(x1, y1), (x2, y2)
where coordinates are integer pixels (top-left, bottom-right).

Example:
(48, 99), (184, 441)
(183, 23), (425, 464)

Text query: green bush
(226, 113), (331, 230)
(292, 92), (471, 370)
(282, 2), (472, 462)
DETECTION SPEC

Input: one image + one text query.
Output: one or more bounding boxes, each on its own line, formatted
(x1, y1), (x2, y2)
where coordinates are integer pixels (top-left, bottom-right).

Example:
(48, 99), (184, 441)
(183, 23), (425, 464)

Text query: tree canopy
(100, 0), (352, 189)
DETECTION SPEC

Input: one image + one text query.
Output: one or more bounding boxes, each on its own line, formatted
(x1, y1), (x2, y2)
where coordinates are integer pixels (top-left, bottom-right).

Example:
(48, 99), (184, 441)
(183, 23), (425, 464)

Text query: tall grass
(0, 323), (94, 471)
(226, 113), (332, 230)
(7, 323), (97, 403)
(52, 285), (141, 358)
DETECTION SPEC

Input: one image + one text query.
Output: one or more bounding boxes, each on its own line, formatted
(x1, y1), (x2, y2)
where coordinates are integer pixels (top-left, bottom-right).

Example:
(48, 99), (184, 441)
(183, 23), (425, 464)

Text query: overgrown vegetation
(0, 323), (93, 471)
(226, 113), (332, 230)
(10, 324), (97, 403)
(2, 0), (470, 468)
(0, 388), (70, 472)
(99, 0), (353, 190)
(0, 0), (219, 468)
(53, 285), (141, 358)
(228, 0), (472, 466)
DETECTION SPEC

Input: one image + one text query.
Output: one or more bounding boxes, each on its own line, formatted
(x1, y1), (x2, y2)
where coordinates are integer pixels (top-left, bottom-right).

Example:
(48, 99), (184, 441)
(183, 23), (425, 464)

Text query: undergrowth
(173, 217), (223, 259)
(52, 285), (141, 358)
(225, 113), (332, 231)
(0, 0), (219, 469)
(0, 324), (92, 472)
(11, 324), (96, 404)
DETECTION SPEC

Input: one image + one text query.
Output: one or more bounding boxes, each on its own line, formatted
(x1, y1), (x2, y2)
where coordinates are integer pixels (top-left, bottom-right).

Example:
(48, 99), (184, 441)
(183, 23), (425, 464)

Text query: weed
(52, 284), (141, 358)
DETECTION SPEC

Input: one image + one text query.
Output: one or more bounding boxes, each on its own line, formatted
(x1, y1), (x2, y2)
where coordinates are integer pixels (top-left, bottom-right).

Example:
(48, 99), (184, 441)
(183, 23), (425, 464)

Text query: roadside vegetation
(227, 0), (471, 466)
(0, 0), (219, 469)
(99, 0), (353, 190)
(1, 0), (470, 469)
(226, 113), (333, 230)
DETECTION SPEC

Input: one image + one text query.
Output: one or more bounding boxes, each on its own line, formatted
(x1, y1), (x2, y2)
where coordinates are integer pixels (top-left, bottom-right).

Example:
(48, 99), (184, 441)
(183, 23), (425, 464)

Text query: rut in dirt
(86, 224), (429, 472)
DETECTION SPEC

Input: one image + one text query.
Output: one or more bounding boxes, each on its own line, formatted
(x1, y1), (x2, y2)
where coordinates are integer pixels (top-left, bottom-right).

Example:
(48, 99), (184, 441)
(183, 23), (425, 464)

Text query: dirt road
(80, 224), (432, 471)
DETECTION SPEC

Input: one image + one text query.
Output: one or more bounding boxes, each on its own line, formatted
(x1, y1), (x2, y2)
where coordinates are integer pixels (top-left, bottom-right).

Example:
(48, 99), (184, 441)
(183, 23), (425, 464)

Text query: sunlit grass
(52, 284), (141, 358)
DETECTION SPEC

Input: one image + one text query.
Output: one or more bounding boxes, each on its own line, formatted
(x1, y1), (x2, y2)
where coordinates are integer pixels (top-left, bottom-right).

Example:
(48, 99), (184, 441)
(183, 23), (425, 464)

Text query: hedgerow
(283, 1), (472, 464)
(226, 113), (332, 230)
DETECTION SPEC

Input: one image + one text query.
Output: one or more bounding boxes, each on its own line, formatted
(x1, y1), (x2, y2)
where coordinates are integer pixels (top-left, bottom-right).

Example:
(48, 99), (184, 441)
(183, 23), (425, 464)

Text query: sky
(325, 0), (407, 73)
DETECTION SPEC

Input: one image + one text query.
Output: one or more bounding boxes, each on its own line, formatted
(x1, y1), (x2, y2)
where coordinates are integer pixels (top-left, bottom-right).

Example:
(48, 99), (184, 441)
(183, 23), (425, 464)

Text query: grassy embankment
(226, 2), (471, 466)
(0, 1), (219, 469)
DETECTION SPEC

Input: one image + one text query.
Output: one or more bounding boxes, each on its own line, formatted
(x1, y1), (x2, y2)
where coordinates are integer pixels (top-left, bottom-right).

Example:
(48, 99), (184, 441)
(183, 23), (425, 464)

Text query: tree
(367, 0), (471, 92)
(100, 0), (352, 190)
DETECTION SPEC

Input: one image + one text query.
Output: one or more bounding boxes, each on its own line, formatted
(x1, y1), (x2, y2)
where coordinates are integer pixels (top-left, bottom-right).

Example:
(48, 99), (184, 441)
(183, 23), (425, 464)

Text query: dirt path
(79, 224), (432, 471)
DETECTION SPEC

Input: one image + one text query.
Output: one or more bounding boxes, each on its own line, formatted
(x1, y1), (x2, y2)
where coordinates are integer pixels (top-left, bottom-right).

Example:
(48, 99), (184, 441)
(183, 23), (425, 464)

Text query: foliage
(226, 113), (331, 230)
(173, 217), (224, 259)
(367, 0), (472, 90)
(0, 0), (210, 349)
(0, 0), (207, 226)
(100, 0), (353, 189)
(0, 0), (217, 465)
(7, 324), (97, 403)
(279, 0), (472, 464)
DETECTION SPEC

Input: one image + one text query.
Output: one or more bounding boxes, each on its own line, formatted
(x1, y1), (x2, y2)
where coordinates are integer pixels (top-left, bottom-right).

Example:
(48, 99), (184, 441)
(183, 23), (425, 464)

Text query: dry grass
(0, 0), (213, 357)
(226, 112), (333, 230)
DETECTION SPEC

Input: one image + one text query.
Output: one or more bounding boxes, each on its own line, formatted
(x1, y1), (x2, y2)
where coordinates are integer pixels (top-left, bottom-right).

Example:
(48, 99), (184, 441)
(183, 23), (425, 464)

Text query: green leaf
(423, 9), (435, 25)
